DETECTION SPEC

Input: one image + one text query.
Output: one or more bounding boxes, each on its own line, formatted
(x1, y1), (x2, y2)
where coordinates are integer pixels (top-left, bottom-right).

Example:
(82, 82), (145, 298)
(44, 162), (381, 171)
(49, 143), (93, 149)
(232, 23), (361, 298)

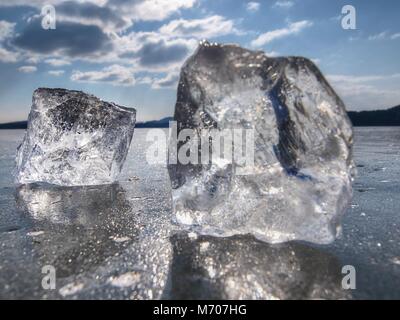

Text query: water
(0, 128), (399, 299)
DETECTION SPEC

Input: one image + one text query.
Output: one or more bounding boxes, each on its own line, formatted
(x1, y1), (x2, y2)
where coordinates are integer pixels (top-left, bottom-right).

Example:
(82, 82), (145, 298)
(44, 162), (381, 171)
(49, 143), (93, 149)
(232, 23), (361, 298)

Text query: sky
(0, 0), (399, 123)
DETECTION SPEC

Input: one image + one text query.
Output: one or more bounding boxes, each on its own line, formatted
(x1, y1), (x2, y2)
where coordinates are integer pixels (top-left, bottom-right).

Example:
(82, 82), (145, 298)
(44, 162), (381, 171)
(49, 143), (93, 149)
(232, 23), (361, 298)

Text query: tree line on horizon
(0, 106), (399, 129)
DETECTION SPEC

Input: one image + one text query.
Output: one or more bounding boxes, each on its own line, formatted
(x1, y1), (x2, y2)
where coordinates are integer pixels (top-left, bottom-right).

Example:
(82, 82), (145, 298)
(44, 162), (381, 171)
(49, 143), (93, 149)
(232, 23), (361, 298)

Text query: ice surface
(168, 42), (354, 244)
(168, 233), (350, 299)
(16, 88), (136, 186)
(1, 128), (399, 299)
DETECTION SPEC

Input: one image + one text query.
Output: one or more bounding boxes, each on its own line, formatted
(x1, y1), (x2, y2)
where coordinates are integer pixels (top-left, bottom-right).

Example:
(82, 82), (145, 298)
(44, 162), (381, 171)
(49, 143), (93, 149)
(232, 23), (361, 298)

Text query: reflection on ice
(11, 183), (173, 299)
(166, 232), (350, 300)
(16, 183), (130, 225)
(13, 184), (349, 299)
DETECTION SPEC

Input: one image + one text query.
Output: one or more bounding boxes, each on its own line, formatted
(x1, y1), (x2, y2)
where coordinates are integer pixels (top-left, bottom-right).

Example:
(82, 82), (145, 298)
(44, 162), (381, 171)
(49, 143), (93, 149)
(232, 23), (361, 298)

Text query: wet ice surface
(0, 128), (399, 299)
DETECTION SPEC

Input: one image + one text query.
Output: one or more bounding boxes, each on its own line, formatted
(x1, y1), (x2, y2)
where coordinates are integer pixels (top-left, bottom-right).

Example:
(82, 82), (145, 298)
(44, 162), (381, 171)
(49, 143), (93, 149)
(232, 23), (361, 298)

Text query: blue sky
(0, 0), (399, 122)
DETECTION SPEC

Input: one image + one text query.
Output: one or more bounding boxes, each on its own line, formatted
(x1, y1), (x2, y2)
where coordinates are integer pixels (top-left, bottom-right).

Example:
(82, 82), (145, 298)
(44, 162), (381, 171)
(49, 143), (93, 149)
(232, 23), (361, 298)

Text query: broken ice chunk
(168, 42), (354, 244)
(16, 88), (136, 186)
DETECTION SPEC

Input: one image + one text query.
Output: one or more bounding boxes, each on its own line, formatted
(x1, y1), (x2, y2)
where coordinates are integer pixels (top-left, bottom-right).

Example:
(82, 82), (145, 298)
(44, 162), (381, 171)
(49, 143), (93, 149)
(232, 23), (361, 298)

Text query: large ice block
(16, 88), (136, 186)
(168, 42), (354, 244)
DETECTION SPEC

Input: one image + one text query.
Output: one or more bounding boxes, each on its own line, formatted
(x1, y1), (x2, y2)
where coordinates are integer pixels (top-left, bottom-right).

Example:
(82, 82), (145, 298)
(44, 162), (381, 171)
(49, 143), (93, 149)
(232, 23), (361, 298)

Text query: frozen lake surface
(0, 128), (399, 299)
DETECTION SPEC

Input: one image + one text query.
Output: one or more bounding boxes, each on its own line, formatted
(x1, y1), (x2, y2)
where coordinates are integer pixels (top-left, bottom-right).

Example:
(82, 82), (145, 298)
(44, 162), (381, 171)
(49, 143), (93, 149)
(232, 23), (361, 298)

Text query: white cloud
(18, 65), (37, 73)
(0, 20), (17, 63)
(159, 15), (239, 39)
(0, 0), (107, 6)
(71, 64), (135, 86)
(26, 56), (40, 64)
(0, 1), (238, 91)
(368, 31), (400, 41)
(311, 58), (321, 65)
(132, 0), (197, 21)
(265, 50), (279, 57)
(273, 1), (294, 8)
(390, 33), (400, 40)
(0, 1), (237, 93)
(48, 70), (65, 76)
(368, 31), (388, 41)
(69, 13), (237, 88)
(151, 71), (180, 89)
(116, 31), (197, 72)
(1, 1), (198, 31)
(327, 74), (400, 83)
(45, 58), (71, 66)
(246, 2), (260, 13)
(0, 20), (15, 40)
(0, 47), (18, 62)
(54, 1), (132, 32)
(251, 20), (313, 47)
(327, 73), (400, 110)
(107, 0), (197, 22)
(330, 14), (342, 22)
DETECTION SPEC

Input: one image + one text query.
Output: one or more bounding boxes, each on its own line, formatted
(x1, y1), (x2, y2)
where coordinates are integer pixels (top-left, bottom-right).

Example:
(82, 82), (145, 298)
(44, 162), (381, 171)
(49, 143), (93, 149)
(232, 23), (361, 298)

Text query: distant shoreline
(347, 105), (400, 127)
(1, 106), (399, 129)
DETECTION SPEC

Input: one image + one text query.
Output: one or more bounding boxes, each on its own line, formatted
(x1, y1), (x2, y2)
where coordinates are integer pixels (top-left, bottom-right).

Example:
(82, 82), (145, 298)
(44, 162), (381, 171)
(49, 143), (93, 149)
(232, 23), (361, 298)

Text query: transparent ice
(168, 42), (354, 244)
(16, 88), (136, 186)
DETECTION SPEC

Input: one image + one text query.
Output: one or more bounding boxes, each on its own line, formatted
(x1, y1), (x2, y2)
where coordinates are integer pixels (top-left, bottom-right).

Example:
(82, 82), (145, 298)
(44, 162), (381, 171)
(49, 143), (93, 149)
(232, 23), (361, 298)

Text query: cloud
(368, 31), (388, 41)
(3, 2), (237, 81)
(45, 58), (71, 66)
(25, 56), (40, 64)
(0, 20), (15, 40)
(330, 15), (342, 22)
(0, 47), (18, 62)
(265, 50), (279, 57)
(251, 20), (313, 47)
(106, 0), (197, 22)
(110, 13), (242, 87)
(18, 65), (37, 73)
(116, 31), (197, 71)
(391, 33), (400, 40)
(151, 71), (180, 89)
(0, 0), (197, 34)
(0, 0), (98, 6)
(368, 31), (400, 41)
(2, 0), (237, 94)
(246, 2), (260, 13)
(1, 0), (198, 28)
(327, 74), (400, 83)
(327, 73), (400, 110)
(311, 58), (321, 65)
(273, 1), (294, 8)
(71, 64), (135, 86)
(48, 70), (65, 76)
(0, 0), (58, 7)
(159, 15), (238, 38)
(56, 1), (131, 31)
(12, 17), (113, 58)
(136, 39), (190, 67)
